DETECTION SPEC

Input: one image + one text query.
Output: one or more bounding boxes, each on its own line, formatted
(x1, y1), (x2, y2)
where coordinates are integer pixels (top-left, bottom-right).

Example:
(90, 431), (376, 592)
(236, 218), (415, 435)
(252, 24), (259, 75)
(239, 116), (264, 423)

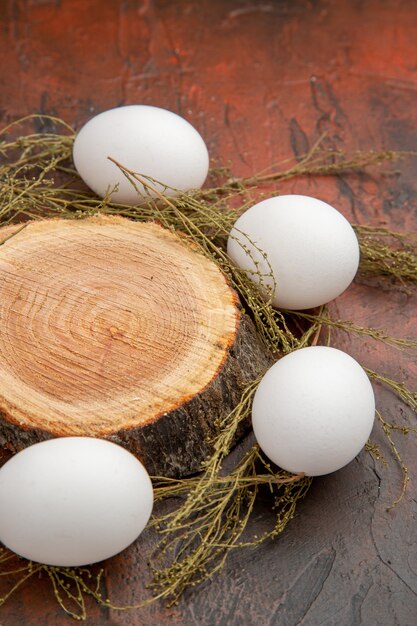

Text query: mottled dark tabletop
(1, 1), (417, 624)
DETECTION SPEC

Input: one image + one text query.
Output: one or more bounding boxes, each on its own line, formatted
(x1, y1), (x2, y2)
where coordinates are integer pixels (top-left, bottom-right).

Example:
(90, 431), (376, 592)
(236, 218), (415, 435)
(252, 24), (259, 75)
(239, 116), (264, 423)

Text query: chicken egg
(227, 194), (360, 310)
(252, 346), (375, 476)
(73, 105), (209, 204)
(0, 437), (153, 566)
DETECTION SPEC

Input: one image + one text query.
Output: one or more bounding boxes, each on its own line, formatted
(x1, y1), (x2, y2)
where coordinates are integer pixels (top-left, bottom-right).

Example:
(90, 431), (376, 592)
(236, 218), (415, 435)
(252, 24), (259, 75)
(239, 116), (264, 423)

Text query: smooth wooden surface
(0, 217), (270, 476)
(1, 0), (417, 624)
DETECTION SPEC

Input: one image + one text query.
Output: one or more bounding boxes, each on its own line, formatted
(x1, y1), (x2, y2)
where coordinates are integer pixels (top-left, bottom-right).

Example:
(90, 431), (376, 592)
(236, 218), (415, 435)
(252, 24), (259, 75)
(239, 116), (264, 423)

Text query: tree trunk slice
(0, 216), (271, 476)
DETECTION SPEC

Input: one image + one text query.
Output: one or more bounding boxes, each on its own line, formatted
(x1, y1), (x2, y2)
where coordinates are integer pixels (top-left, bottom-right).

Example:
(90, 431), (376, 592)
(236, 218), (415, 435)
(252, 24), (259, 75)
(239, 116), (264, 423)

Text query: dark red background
(1, 1), (417, 624)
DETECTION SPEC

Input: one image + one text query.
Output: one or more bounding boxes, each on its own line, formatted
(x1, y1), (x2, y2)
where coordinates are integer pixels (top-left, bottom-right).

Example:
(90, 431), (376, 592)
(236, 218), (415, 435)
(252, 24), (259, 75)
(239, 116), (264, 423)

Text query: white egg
(227, 194), (360, 310)
(0, 438), (153, 566)
(73, 105), (209, 204)
(252, 346), (375, 476)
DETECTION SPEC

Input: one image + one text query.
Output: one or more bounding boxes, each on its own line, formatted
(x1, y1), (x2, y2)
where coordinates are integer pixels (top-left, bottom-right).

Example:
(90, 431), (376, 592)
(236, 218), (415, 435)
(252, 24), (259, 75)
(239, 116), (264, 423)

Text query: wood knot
(109, 326), (124, 339)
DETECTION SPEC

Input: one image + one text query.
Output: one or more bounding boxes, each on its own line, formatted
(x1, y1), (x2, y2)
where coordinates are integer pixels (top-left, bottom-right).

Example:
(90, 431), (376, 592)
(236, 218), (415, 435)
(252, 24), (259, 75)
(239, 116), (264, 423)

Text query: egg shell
(227, 194), (360, 310)
(252, 346), (375, 476)
(0, 437), (153, 566)
(73, 105), (209, 205)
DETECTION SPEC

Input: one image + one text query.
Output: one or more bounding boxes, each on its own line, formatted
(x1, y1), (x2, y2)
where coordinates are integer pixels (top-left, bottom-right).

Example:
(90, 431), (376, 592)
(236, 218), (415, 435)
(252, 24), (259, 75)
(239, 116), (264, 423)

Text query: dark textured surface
(0, 0), (417, 624)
